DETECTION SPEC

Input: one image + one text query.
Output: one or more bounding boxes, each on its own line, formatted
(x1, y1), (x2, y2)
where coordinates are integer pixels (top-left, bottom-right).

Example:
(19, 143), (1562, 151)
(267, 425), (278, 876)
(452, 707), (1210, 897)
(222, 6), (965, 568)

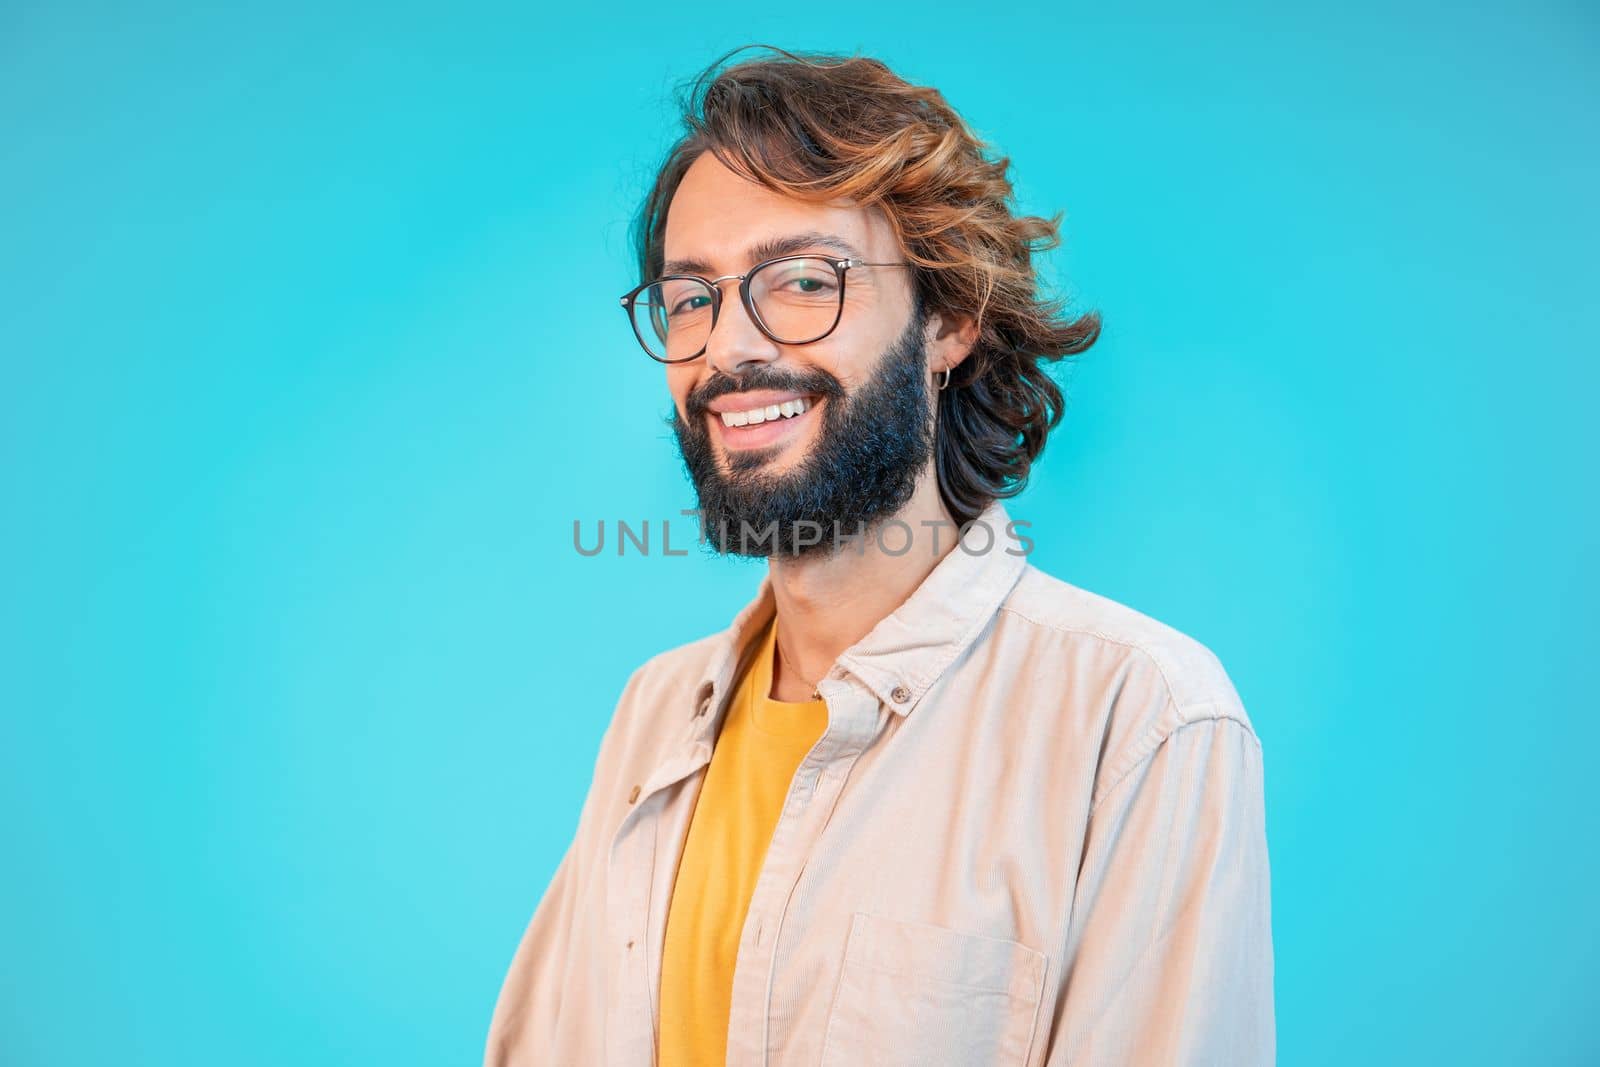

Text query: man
(486, 46), (1273, 1067)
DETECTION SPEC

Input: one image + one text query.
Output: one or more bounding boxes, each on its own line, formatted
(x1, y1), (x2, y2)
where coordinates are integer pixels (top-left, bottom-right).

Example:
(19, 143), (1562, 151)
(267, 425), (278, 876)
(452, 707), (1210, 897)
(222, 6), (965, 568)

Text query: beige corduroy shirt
(484, 501), (1275, 1066)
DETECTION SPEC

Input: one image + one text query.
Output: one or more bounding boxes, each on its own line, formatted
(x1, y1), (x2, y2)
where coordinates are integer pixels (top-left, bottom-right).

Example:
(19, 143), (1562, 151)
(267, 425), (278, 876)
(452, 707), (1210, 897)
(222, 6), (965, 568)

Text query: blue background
(3, 2), (1595, 1064)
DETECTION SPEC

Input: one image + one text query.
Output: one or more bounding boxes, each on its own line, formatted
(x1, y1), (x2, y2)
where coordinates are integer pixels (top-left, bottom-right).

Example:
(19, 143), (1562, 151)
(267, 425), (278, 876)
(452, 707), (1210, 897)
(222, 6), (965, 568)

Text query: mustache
(684, 365), (846, 419)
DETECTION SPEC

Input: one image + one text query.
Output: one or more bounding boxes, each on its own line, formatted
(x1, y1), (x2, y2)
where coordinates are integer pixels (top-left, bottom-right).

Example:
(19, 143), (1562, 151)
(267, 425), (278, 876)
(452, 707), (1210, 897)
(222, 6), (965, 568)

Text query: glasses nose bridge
(704, 271), (755, 315)
(699, 270), (776, 373)
(702, 270), (762, 331)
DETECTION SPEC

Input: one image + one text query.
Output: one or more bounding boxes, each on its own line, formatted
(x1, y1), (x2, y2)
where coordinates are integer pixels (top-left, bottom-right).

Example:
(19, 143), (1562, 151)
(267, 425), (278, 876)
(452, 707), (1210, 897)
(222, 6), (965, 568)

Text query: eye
(670, 293), (712, 316)
(767, 267), (838, 296)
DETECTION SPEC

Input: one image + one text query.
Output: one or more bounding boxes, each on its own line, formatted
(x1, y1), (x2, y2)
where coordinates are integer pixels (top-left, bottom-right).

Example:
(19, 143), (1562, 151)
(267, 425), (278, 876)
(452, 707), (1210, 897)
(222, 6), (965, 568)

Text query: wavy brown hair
(633, 45), (1101, 526)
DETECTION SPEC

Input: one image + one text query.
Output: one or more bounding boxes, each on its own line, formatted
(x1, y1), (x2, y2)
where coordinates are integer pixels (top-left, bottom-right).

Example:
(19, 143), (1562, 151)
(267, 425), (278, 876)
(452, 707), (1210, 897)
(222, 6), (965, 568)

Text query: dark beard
(668, 310), (933, 559)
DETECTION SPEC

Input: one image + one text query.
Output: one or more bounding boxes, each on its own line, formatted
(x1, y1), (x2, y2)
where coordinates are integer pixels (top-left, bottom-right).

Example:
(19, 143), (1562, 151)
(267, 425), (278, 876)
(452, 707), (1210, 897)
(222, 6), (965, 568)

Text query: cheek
(665, 368), (696, 414)
(813, 331), (883, 391)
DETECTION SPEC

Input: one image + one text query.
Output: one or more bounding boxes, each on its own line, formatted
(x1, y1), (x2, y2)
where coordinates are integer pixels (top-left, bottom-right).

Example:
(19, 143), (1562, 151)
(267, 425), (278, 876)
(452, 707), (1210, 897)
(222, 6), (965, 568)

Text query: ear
(923, 309), (979, 376)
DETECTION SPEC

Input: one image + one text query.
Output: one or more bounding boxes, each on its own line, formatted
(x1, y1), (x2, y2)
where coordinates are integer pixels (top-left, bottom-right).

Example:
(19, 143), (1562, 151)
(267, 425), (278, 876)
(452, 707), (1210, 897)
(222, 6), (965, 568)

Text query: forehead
(661, 152), (898, 274)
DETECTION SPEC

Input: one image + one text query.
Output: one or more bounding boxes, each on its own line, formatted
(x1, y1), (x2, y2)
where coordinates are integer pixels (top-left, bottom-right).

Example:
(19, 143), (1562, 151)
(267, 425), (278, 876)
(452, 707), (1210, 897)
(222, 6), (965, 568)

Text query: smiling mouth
(714, 395), (816, 428)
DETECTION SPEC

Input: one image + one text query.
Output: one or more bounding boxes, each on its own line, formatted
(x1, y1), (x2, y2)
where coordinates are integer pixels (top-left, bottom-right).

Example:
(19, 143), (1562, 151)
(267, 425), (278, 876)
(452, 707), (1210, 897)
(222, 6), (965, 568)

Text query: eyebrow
(661, 231), (865, 277)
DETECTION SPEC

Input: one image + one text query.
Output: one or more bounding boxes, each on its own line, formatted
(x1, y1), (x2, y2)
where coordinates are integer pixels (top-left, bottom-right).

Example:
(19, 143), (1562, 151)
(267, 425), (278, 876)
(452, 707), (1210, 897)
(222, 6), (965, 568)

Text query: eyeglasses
(618, 254), (909, 364)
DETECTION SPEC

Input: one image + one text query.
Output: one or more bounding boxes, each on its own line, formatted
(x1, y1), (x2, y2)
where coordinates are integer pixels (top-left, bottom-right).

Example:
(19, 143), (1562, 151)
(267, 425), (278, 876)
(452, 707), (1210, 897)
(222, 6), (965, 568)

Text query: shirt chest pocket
(818, 912), (1048, 1067)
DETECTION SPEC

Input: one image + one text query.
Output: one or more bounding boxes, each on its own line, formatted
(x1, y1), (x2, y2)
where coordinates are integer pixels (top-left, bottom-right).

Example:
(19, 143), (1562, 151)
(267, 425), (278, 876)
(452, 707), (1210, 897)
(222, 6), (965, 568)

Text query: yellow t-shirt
(657, 618), (829, 1067)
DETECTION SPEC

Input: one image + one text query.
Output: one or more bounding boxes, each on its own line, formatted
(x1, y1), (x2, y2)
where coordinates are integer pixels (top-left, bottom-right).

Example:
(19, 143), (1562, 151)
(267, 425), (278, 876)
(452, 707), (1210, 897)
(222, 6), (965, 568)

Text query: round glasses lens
(631, 277), (715, 361)
(749, 257), (843, 343)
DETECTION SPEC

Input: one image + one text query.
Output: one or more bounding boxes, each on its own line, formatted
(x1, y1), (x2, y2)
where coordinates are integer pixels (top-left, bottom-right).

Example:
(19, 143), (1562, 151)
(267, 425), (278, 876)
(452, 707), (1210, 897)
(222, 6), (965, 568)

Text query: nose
(704, 280), (782, 377)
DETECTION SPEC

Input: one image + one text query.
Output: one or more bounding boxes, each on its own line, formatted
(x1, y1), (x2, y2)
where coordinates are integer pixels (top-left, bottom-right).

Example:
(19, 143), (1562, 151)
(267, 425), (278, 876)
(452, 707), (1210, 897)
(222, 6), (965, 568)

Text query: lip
(706, 390), (815, 415)
(710, 394), (822, 452)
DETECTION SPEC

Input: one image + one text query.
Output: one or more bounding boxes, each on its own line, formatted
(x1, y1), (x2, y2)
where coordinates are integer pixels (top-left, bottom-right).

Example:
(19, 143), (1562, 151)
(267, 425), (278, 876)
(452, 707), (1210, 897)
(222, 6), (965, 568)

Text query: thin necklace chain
(774, 630), (822, 701)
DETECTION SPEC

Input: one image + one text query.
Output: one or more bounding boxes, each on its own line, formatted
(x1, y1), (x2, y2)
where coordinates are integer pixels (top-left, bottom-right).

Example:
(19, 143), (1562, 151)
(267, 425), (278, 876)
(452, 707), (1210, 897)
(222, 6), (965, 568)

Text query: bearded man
(485, 46), (1274, 1067)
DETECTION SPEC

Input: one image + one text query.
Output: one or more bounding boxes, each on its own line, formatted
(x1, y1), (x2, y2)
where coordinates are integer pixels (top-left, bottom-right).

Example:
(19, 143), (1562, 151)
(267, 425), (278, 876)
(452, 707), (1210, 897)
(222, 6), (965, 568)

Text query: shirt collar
(691, 500), (1027, 720)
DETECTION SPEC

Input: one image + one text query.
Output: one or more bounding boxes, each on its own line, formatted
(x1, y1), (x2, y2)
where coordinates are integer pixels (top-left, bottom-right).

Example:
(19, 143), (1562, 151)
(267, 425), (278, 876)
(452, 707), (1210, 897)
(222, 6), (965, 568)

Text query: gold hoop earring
(939, 367), (952, 391)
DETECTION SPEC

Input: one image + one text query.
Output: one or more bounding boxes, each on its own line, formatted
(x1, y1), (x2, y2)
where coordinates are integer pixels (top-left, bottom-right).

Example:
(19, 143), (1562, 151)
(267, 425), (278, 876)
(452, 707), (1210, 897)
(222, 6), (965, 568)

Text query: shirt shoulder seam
(1088, 713), (1261, 817)
(995, 602), (1199, 714)
(995, 603), (1260, 808)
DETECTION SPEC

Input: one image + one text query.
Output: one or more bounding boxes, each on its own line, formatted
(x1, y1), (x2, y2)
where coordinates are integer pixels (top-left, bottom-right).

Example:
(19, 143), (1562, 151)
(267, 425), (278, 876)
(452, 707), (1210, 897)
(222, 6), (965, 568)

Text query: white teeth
(717, 396), (813, 428)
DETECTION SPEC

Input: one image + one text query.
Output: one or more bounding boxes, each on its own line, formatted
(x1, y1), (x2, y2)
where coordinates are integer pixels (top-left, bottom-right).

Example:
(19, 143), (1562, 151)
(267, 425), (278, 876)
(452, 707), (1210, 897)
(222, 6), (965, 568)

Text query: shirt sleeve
(483, 837), (581, 1067)
(1043, 714), (1275, 1066)
(483, 689), (630, 1067)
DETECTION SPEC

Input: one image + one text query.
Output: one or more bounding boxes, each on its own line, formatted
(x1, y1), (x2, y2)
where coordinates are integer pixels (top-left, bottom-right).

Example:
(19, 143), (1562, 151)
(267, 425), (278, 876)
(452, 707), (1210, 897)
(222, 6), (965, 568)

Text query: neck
(766, 467), (959, 702)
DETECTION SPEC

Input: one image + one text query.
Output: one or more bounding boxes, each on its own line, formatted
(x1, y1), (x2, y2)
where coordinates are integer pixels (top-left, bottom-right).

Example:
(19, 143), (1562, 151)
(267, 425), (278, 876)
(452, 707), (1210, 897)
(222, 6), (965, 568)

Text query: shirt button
(626, 939), (635, 950)
(890, 685), (911, 704)
(627, 784), (641, 804)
